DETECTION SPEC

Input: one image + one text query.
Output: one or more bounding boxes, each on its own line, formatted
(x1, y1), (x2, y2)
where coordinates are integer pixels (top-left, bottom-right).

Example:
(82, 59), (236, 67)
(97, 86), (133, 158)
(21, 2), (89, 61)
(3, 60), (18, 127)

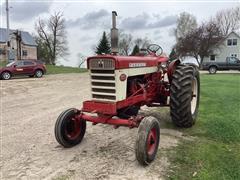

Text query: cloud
(120, 13), (177, 30)
(5, 1), (52, 22)
(120, 13), (149, 30)
(66, 10), (177, 31)
(66, 9), (110, 29)
(148, 15), (178, 28)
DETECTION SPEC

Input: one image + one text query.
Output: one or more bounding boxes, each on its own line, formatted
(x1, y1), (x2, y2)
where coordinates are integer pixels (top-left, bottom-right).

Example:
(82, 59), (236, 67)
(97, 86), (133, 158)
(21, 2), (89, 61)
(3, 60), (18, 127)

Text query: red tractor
(54, 11), (200, 165)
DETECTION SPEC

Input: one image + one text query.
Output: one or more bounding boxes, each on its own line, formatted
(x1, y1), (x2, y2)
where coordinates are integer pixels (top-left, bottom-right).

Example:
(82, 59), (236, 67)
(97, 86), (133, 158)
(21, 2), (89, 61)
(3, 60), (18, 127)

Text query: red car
(0, 60), (46, 80)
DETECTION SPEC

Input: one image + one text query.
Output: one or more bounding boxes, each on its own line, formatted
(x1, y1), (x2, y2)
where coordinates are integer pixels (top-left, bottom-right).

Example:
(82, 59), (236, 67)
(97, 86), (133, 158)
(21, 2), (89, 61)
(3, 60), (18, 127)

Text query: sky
(0, 0), (239, 67)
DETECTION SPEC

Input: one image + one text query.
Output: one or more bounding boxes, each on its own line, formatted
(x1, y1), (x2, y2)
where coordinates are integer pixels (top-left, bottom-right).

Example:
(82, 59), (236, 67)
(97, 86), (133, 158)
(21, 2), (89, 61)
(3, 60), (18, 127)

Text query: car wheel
(35, 70), (43, 78)
(209, 66), (217, 74)
(1, 71), (11, 80)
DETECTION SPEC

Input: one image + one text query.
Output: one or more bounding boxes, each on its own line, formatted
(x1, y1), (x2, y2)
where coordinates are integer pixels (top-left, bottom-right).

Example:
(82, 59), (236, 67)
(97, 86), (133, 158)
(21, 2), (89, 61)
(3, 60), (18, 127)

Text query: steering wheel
(147, 44), (163, 56)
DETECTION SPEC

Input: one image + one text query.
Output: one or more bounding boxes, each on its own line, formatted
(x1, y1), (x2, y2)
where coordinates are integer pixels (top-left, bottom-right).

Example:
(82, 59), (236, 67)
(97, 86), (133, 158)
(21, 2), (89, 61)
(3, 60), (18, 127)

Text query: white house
(203, 32), (240, 62)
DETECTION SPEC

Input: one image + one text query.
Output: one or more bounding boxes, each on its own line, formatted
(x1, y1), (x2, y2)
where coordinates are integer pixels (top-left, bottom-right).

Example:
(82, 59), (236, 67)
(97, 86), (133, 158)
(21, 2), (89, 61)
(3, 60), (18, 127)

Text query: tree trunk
(199, 56), (205, 69)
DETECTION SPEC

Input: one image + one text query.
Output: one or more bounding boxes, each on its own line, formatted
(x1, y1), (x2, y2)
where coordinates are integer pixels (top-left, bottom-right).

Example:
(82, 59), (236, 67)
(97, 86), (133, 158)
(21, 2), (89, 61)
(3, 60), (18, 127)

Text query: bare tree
(176, 21), (224, 65)
(175, 12), (197, 40)
(35, 12), (68, 65)
(118, 31), (151, 56)
(34, 35), (51, 64)
(134, 37), (150, 49)
(118, 32), (133, 56)
(214, 7), (240, 35)
(77, 53), (86, 68)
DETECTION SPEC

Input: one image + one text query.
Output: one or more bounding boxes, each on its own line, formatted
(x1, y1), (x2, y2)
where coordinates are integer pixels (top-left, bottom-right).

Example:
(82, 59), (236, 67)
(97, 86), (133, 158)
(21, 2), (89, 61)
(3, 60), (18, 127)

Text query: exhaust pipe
(111, 11), (118, 54)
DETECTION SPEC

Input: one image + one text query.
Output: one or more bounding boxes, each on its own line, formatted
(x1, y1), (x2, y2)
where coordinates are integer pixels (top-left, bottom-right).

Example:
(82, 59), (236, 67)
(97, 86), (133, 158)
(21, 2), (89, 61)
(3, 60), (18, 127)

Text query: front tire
(135, 116), (160, 165)
(1, 71), (11, 80)
(170, 64), (200, 128)
(55, 108), (86, 148)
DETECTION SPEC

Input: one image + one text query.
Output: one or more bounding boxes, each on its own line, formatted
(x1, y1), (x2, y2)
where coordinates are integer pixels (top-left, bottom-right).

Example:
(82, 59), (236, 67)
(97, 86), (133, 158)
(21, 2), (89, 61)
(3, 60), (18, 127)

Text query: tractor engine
(83, 54), (169, 117)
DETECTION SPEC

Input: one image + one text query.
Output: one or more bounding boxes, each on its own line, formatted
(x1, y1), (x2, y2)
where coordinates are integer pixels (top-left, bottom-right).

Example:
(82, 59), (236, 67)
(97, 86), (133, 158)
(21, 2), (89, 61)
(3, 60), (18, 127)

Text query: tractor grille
(90, 61), (116, 101)
(89, 58), (115, 70)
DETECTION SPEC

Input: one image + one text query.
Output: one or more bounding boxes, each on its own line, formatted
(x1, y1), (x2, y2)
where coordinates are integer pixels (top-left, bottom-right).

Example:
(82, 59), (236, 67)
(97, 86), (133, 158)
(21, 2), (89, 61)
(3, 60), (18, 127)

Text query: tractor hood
(87, 55), (168, 70)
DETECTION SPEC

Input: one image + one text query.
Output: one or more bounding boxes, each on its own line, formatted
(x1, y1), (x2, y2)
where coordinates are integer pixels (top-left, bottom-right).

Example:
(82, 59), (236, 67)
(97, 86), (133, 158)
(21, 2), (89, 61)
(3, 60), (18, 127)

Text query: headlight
(161, 62), (167, 68)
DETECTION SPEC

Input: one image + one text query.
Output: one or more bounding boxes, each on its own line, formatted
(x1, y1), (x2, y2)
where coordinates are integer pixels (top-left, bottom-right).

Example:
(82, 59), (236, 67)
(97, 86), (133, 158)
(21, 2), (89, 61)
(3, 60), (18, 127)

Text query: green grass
(0, 61), (7, 67)
(46, 65), (87, 74)
(168, 74), (240, 180)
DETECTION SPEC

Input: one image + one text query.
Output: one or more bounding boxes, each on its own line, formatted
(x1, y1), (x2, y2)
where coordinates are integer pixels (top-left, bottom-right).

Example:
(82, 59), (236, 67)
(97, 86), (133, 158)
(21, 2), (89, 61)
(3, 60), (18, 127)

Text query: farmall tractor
(54, 11), (200, 165)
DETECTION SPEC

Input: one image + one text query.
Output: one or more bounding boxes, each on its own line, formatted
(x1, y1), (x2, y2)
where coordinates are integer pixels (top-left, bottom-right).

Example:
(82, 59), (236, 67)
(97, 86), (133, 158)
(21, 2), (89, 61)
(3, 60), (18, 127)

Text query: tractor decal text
(129, 63), (146, 68)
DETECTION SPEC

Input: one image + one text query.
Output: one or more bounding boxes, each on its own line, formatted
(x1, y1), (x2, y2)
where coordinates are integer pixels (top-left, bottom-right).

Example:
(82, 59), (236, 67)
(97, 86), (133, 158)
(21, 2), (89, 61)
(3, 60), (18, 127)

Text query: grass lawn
(168, 74), (240, 180)
(46, 65), (87, 74)
(0, 61), (7, 67)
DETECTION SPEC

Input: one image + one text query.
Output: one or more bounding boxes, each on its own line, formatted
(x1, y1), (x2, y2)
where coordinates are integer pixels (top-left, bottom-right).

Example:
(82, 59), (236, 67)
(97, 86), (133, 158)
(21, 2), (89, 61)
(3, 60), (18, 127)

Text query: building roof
(0, 28), (37, 46)
(211, 31), (240, 49)
(225, 31), (240, 39)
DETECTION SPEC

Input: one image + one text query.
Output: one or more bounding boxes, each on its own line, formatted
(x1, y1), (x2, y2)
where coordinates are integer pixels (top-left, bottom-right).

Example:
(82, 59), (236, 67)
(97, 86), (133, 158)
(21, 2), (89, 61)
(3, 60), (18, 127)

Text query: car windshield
(6, 62), (15, 67)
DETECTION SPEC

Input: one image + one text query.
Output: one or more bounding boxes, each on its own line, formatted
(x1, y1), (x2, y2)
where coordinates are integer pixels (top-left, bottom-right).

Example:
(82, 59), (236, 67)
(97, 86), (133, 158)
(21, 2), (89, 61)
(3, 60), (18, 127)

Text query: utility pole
(6, 0), (10, 62)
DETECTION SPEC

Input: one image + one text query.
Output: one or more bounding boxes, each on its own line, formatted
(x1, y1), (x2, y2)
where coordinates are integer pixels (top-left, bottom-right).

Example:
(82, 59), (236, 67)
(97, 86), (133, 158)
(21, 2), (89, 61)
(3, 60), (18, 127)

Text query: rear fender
(167, 59), (181, 83)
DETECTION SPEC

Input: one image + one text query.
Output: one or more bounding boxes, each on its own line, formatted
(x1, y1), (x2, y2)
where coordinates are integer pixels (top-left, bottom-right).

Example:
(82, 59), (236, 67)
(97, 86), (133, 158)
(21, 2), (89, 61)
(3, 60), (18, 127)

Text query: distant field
(46, 65), (87, 74)
(0, 61), (7, 67)
(168, 74), (240, 180)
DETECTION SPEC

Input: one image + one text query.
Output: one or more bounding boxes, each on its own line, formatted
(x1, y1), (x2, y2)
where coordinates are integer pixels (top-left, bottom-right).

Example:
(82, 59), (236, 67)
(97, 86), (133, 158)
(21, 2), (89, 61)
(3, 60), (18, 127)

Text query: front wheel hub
(65, 117), (81, 140)
(147, 128), (157, 156)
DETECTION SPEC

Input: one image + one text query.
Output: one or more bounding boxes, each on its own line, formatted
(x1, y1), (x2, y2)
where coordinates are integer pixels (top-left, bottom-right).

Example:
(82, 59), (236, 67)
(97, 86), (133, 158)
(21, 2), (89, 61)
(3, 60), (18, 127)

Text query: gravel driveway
(1, 73), (186, 180)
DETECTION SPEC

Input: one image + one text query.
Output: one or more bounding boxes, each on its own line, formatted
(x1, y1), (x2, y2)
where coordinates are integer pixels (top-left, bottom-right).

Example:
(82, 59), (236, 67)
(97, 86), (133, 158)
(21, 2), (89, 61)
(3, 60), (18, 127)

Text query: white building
(203, 32), (240, 62)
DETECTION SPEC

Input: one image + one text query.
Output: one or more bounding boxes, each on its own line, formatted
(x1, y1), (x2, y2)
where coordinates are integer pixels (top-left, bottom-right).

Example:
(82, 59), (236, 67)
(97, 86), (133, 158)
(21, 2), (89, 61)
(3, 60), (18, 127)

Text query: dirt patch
(1, 73), (188, 180)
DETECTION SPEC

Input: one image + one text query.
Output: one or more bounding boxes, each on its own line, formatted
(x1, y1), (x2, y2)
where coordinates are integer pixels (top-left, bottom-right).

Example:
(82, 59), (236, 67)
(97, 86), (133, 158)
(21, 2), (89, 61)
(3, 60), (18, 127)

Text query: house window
(22, 50), (28, 56)
(227, 39), (238, 46)
(210, 55), (216, 61)
(233, 39), (237, 46)
(227, 39), (232, 46)
(0, 48), (3, 55)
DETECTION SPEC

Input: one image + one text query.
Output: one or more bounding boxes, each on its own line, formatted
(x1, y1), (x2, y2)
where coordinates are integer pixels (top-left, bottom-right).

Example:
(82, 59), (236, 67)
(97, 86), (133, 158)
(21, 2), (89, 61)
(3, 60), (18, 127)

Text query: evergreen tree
(169, 47), (177, 61)
(131, 44), (140, 56)
(95, 31), (111, 55)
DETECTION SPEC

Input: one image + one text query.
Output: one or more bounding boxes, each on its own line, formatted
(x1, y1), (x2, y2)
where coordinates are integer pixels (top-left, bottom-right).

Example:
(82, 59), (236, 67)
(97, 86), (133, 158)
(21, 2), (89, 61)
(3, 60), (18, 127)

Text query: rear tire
(209, 66), (217, 74)
(1, 71), (11, 80)
(170, 64), (200, 128)
(55, 108), (86, 148)
(35, 70), (43, 78)
(135, 116), (160, 165)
